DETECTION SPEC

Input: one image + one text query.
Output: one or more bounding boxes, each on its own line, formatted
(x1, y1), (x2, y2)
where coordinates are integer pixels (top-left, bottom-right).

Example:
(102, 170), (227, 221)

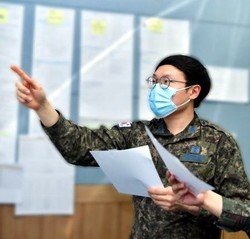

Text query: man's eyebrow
(153, 73), (173, 79)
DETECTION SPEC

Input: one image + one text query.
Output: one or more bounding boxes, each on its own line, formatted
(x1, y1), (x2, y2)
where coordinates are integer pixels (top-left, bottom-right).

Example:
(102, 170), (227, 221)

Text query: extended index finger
(10, 65), (32, 83)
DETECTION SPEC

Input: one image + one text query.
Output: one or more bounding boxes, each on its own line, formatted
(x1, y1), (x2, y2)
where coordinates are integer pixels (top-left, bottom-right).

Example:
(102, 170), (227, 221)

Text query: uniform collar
(149, 113), (201, 142)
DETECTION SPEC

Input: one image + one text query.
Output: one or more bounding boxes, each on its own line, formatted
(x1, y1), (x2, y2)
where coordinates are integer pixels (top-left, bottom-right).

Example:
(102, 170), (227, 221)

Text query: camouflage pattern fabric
(43, 112), (250, 239)
(218, 197), (250, 237)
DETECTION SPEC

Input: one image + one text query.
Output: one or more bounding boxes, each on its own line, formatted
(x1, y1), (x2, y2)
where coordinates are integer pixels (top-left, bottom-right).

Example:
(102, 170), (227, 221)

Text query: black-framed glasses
(146, 76), (186, 89)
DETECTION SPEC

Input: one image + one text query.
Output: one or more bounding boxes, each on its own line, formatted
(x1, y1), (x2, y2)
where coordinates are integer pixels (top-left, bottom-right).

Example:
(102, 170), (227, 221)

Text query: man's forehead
(154, 65), (185, 78)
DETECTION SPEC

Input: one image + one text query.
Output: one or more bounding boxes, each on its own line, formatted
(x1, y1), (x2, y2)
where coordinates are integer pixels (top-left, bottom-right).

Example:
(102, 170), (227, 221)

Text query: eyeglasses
(146, 76), (186, 89)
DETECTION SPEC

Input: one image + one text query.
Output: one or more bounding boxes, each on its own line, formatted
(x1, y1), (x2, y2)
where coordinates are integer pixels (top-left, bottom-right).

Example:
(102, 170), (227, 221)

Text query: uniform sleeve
(214, 133), (249, 197)
(217, 197), (250, 235)
(42, 111), (132, 166)
(213, 134), (250, 233)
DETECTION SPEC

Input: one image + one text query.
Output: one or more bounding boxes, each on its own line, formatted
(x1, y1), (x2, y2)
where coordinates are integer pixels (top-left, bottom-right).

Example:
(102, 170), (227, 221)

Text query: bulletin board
(1, 0), (250, 188)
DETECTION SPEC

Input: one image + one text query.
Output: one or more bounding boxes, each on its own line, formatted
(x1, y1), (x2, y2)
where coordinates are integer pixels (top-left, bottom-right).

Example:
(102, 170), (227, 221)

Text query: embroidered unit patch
(190, 145), (201, 154)
(118, 122), (132, 128)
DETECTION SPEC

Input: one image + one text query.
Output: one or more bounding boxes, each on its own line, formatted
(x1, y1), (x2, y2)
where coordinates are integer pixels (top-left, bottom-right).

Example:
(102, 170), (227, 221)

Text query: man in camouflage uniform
(12, 55), (250, 239)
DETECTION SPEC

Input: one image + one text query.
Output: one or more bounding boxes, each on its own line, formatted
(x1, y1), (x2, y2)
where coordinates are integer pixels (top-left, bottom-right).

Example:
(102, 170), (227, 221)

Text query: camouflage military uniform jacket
(43, 112), (250, 239)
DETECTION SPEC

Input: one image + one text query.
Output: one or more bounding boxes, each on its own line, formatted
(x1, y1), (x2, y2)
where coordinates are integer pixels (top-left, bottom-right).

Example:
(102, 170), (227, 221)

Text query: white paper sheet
(29, 5), (75, 134)
(0, 3), (24, 163)
(15, 135), (75, 215)
(145, 126), (214, 195)
(90, 145), (163, 197)
(206, 66), (249, 103)
(80, 10), (134, 125)
(0, 163), (23, 204)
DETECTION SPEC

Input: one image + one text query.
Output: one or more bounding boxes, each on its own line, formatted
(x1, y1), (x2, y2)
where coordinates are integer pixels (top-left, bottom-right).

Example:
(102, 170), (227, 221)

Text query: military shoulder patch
(118, 122), (132, 128)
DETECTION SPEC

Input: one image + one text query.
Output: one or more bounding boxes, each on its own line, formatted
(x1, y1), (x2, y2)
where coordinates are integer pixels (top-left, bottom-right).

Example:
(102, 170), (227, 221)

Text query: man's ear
(189, 85), (201, 100)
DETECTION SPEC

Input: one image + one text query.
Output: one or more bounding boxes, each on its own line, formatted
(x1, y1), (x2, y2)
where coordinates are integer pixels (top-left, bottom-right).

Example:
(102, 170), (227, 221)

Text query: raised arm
(11, 65), (59, 127)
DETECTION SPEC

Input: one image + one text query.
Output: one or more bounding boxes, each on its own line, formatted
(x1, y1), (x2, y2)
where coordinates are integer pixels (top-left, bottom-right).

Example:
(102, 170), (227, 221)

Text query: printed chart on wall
(29, 5), (75, 134)
(139, 17), (190, 120)
(80, 10), (134, 127)
(206, 66), (249, 103)
(16, 135), (75, 215)
(0, 3), (24, 163)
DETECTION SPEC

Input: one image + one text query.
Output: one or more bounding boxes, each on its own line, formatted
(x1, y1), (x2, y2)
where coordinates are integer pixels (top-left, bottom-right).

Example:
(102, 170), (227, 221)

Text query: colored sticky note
(0, 8), (8, 24)
(90, 20), (107, 35)
(146, 18), (164, 33)
(0, 131), (9, 136)
(47, 9), (64, 25)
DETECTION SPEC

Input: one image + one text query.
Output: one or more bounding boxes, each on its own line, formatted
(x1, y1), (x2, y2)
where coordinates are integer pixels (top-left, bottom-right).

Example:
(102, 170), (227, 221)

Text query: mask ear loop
(175, 85), (193, 92)
(174, 85), (193, 108)
(176, 98), (191, 108)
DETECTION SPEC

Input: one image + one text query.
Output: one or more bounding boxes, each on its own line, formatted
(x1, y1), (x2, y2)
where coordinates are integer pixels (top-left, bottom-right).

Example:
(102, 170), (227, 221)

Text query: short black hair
(155, 54), (211, 108)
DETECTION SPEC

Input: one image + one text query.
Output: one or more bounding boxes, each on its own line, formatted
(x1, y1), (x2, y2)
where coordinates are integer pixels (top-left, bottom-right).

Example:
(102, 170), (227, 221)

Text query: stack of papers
(90, 126), (214, 197)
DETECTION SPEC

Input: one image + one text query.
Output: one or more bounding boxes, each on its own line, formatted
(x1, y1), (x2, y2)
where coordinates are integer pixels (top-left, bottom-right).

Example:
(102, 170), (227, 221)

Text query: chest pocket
(171, 141), (217, 183)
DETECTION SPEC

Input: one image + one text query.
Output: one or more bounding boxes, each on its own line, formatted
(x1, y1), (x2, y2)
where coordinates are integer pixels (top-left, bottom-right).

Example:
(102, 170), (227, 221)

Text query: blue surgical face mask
(148, 83), (191, 118)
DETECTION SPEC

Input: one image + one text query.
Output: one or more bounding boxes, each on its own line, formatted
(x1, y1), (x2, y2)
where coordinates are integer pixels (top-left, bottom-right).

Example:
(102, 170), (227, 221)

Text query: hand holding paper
(90, 127), (214, 197)
(145, 126), (214, 195)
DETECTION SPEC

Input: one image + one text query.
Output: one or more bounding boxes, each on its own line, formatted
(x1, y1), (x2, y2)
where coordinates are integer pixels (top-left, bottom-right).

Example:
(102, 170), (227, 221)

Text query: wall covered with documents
(1, 0), (250, 209)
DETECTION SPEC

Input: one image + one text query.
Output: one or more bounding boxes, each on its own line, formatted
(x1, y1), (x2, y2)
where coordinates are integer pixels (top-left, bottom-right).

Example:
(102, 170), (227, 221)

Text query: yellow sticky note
(90, 20), (107, 36)
(146, 18), (164, 33)
(47, 9), (64, 25)
(0, 8), (8, 24)
(0, 131), (9, 136)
